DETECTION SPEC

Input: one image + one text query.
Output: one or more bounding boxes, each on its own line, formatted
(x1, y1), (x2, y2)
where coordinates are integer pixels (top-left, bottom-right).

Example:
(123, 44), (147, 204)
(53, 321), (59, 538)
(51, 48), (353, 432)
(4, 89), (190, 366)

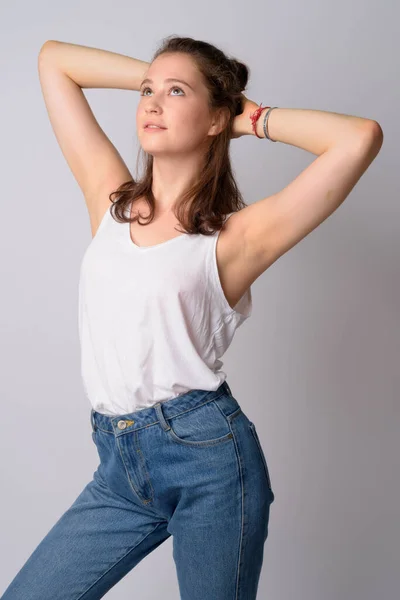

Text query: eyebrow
(139, 78), (194, 91)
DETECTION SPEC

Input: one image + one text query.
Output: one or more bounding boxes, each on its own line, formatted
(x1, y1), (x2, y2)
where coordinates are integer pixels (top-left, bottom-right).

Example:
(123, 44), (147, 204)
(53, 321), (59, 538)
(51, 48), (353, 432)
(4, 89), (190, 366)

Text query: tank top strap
(224, 212), (235, 222)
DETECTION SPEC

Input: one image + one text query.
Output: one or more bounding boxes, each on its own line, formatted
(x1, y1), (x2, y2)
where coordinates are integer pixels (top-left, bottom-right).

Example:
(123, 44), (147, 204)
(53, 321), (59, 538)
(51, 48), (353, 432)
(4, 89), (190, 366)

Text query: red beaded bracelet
(250, 103), (270, 139)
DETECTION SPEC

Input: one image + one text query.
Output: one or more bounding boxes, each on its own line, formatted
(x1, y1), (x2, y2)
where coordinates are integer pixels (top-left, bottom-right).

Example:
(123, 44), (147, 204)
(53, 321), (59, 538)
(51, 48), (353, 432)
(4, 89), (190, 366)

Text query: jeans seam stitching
(249, 424), (272, 490)
(226, 421), (244, 599)
(115, 433), (154, 503)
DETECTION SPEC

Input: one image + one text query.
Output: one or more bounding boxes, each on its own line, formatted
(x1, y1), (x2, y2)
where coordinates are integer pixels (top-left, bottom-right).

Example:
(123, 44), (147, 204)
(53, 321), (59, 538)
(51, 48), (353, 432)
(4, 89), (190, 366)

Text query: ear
(208, 107), (230, 137)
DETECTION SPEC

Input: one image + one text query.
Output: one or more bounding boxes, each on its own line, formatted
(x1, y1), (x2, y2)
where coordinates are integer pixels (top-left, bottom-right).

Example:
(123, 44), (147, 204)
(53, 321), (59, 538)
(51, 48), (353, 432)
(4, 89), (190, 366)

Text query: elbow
(38, 40), (59, 59)
(354, 120), (384, 161)
(364, 119), (384, 146)
(360, 120), (384, 166)
(370, 121), (384, 158)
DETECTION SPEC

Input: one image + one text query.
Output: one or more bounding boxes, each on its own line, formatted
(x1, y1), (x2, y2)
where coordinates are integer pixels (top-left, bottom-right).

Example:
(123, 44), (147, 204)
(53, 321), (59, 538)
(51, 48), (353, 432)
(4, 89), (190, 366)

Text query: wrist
(247, 105), (270, 138)
(254, 107), (271, 138)
(240, 101), (264, 137)
(252, 106), (279, 141)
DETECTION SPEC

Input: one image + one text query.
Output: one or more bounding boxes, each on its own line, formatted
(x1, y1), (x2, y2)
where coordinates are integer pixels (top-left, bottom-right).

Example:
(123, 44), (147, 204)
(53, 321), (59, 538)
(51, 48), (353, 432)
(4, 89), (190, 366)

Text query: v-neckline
(126, 201), (188, 251)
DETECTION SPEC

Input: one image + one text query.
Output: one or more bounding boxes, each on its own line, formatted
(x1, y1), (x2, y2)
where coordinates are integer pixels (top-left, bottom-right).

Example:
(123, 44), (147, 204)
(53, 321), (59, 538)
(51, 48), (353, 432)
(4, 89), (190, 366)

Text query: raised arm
(225, 104), (383, 291)
(37, 40), (150, 236)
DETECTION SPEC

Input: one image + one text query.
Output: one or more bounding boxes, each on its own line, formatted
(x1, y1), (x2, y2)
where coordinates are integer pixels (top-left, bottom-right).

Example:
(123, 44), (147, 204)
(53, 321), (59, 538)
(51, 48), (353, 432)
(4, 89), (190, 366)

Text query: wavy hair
(109, 35), (250, 236)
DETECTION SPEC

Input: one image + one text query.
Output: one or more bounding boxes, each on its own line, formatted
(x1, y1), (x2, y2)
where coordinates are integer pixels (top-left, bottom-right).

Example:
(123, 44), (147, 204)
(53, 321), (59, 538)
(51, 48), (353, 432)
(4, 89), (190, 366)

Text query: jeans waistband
(90, 380), (235, 436)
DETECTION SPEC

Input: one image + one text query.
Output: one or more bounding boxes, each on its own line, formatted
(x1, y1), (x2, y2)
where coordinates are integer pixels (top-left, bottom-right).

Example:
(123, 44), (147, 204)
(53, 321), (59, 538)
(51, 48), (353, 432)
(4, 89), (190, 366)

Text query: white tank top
(78, 201), (252, 415)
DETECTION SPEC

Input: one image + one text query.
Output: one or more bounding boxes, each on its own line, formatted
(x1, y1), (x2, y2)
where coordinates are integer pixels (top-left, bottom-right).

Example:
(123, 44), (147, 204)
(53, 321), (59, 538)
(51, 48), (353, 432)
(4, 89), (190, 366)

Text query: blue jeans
(1, 381), (275, 599)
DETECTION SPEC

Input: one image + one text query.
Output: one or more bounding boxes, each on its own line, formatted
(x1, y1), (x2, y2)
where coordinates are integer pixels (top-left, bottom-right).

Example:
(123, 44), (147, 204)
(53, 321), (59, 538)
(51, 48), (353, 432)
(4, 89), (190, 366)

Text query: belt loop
(154, 402), (171, 432)
(224, 380), (232, 396)
(90, 408), (97, 432)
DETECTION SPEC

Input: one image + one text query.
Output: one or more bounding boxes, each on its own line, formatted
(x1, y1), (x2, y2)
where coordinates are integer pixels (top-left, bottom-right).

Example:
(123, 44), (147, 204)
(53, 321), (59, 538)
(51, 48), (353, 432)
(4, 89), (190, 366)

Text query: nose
(143, 97), (162, 113)
(144, 103), (161, 114)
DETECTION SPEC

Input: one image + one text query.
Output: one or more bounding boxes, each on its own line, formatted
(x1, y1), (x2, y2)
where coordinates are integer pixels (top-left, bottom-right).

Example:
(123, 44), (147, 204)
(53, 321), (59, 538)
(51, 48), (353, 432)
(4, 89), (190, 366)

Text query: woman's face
(136, 53), (219, 157)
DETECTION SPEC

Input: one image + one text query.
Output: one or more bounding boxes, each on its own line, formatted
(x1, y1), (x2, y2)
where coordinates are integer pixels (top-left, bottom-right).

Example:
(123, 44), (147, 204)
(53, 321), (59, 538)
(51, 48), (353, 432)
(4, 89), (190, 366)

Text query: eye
(170, 86), (185, 95)
(140, 86), (185, 96)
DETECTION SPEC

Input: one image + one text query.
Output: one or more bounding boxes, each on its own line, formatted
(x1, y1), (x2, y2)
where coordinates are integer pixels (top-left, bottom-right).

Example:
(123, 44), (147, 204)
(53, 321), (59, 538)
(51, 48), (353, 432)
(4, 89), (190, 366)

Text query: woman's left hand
(231, 94), (261, 139)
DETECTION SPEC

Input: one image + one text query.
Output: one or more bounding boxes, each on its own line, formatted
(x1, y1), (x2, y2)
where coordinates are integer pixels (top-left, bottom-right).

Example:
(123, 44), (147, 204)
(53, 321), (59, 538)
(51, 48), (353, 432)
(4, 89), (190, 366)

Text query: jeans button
(117, 420), (127, 430)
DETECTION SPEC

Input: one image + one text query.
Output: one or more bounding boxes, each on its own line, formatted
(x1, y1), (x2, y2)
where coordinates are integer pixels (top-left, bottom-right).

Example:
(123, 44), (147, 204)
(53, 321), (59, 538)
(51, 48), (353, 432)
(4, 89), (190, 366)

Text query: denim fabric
(1, 381), (275, 600)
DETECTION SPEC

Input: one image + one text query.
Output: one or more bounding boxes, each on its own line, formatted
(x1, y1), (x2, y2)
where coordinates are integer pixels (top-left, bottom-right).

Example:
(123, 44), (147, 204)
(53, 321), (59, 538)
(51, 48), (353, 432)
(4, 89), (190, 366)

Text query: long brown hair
(109, 35), (250, 236)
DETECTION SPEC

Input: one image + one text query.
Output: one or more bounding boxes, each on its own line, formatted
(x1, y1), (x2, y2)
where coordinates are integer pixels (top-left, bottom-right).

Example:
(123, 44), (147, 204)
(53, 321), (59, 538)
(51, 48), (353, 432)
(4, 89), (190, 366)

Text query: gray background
(1, 1), (398, 598)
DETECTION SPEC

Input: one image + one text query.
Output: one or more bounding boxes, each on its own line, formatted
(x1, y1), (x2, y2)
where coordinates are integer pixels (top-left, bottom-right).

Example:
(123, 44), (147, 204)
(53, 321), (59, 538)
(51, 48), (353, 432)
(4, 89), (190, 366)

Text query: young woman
(2, 35), (382, 600)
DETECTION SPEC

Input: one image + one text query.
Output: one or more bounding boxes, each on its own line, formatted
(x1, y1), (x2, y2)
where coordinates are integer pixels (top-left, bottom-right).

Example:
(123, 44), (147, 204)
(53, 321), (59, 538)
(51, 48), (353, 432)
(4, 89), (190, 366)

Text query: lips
(144, 123), (167, 129)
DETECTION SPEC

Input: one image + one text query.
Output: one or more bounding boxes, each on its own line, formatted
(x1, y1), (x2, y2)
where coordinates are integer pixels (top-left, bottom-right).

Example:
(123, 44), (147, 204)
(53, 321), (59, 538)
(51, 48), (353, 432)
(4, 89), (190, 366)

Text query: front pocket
(165, 400), (234, 447)
(249, 422), (273, 490)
